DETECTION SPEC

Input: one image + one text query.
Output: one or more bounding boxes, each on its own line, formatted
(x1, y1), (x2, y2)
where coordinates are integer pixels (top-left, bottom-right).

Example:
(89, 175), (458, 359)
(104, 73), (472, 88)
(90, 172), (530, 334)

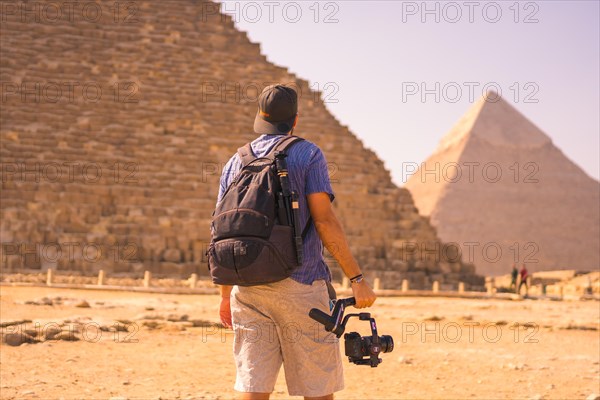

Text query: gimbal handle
(309, 297), (357, 337)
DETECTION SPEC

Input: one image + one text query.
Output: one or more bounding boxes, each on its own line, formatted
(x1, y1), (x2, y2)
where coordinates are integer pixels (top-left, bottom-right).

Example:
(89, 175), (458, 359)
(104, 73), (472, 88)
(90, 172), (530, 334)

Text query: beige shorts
(230, 278), (344, 397)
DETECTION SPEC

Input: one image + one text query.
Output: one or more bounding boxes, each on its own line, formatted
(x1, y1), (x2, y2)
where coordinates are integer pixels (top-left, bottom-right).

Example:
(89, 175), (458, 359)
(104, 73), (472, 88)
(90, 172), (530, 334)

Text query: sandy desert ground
(1, 286), (599, 400)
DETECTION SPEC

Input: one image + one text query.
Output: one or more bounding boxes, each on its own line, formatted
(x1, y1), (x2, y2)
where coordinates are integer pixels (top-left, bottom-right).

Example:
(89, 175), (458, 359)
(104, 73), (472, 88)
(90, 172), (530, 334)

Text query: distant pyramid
(405, 93), (600, 276)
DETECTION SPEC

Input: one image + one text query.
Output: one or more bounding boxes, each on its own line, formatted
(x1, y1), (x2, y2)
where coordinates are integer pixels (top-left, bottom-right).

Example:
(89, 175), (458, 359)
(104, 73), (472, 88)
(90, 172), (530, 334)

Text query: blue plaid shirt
(217, 134), (334, 285)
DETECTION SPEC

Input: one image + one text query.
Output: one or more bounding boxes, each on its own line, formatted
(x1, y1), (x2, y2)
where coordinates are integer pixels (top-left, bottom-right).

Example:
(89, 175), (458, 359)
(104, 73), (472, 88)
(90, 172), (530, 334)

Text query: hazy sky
(221, 0), (600, 184)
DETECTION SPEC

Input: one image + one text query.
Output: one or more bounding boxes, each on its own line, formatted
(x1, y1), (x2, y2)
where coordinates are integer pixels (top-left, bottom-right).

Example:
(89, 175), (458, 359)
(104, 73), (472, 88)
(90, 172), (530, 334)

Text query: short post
(486, 277), (494, 296)
(432, 281), (439, 293)
(373, 277), (381, 291)
(559, 285), (564, 300)
(190, 273), (198, 289)
(342, 276), (349, 290)
(458, 282), (465, 293)
(97, 270), (105, 286)
(401, 279), (409, 292)
(143, 270), (152, 288)
(46, 268), (53, 286)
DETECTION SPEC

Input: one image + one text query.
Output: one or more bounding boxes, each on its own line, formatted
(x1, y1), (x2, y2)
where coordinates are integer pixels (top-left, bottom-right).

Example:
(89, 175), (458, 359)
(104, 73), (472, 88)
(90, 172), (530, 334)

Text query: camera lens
(379, 335), (394, 353)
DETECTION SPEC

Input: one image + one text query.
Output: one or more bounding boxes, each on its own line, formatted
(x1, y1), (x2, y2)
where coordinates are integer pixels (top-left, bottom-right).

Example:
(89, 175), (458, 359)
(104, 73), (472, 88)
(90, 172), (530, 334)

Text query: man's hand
(351, 280), (377, 308)
(219, 296), (232, 329)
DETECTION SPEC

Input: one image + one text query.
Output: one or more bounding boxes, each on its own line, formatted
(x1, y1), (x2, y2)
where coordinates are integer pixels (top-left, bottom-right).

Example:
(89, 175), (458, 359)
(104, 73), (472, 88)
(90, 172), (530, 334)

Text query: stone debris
(0, 319), (32, 328)
(44, 328), (63, 340)
(61, 323), (83, 333)
(53, 331), (79, 341)
(397, 356), (413, 365)
(504, 363), (529, 371)
(75, 300), (91, 308)
(25, 297), (54, 306)
(23, 329), (38, 337)
(99, 323), (129, 333)
(1, 313), (221, 347)
(141, 321), (162, 330)
(167, 314), (189, 322)
(2, 332), (39, 346)
(190, 319), (214, 328)
(22, 296), (97, 308)
(561, 324), (598, 331)
(135, 313), (165, 321)
(113, 323), (129, 332)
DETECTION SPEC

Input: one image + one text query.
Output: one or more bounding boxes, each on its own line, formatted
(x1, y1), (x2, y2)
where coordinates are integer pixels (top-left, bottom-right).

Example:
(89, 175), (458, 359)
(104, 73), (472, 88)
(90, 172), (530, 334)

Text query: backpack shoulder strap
(269, 135), (310, 237)
(267, 135), (304, 159)
(237, 143), (257, 168)
(301, 216), (312, 240)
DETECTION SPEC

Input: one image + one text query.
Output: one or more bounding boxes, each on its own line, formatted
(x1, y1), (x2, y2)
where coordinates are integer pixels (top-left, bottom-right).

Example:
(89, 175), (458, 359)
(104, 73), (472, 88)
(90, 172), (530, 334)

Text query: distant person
(518, 264), (529, 295)
(586, 275), (593, 295)
(510, 263), (518, 292)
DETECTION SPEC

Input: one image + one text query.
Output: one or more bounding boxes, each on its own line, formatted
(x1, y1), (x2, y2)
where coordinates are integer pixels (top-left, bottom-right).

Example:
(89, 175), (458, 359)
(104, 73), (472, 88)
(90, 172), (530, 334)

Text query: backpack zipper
(213, 208), (270, 227)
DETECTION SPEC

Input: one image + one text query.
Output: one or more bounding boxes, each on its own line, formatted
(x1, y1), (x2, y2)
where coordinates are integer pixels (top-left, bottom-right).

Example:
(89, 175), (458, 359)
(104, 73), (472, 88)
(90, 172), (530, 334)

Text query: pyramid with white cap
(405, 93), (600, 276)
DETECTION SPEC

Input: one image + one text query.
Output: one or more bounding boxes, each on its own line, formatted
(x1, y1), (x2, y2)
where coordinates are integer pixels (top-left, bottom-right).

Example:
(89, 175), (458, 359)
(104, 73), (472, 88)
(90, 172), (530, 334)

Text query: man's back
(218, 133), (334, 285)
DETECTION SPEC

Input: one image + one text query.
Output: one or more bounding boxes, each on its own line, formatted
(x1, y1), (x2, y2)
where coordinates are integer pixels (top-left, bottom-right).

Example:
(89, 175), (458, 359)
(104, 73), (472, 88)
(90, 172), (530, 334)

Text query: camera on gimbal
(308, 297), (394, 367)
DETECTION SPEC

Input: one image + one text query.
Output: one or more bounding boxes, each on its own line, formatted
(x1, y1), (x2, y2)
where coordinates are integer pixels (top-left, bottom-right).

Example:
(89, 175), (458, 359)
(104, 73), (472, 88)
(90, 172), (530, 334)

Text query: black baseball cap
(253, 85), (298, 135)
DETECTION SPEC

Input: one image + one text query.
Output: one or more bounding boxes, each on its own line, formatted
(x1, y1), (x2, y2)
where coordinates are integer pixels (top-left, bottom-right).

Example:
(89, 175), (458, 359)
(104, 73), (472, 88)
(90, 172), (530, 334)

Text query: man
(215, 84), (377, 400)
(510, 263), (518, 292)
(518, 264), (529, 296)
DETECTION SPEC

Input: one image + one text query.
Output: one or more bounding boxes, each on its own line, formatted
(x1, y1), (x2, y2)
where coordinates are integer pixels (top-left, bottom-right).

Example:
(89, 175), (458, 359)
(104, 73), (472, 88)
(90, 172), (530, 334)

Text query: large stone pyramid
(405, 93), (600, 276)
(0, 0), (482, 289)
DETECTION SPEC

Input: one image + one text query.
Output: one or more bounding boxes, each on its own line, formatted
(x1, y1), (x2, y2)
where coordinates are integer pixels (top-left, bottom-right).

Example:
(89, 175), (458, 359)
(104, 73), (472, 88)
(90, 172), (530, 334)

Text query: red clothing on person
(520, 267), (528, 280)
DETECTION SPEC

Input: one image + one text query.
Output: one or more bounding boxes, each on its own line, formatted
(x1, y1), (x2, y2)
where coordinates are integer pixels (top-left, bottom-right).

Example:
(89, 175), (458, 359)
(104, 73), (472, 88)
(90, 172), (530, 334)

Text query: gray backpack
(208, 136), (310, 286)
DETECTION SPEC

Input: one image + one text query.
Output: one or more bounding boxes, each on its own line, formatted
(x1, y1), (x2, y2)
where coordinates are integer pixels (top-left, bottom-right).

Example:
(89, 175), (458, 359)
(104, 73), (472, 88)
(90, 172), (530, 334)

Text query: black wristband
(349, 274), (363, 283)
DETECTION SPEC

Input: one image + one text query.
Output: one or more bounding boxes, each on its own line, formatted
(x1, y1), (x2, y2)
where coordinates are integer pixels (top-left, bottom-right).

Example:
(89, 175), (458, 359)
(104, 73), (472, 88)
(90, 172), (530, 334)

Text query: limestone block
(163, 248), (182, 263)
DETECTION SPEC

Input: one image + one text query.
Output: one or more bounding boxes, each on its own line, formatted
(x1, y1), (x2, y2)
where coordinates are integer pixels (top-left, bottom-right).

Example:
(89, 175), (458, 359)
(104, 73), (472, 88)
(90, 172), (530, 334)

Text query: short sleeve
(305, 147), (335, 201)
(217, 155), (241, 204)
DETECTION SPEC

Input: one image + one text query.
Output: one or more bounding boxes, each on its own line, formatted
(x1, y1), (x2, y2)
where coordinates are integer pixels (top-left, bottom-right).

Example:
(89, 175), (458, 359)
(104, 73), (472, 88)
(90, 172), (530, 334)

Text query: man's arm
(215, 156), (238, 329)
(219, 285), (233, 329)
(307, 192), (376, 308)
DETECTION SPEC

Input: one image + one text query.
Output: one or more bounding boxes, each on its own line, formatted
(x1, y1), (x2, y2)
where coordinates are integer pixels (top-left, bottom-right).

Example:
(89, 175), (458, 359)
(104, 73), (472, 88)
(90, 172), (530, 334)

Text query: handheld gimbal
(308, 297), (394, 367)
